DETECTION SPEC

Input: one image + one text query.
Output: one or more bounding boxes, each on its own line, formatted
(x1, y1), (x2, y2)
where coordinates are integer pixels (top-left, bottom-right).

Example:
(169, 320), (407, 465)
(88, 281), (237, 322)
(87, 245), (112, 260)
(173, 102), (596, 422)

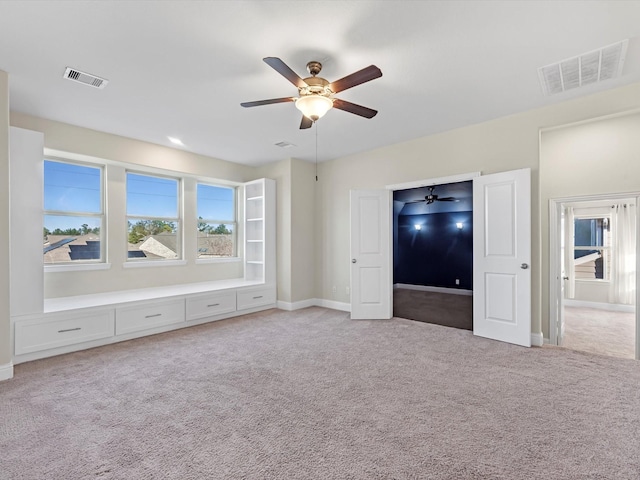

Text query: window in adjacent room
(196, 183), (237, 258)
(574, 216), (610, 280)
(43, 159), (105, 264)
(126, 172), (181, 261)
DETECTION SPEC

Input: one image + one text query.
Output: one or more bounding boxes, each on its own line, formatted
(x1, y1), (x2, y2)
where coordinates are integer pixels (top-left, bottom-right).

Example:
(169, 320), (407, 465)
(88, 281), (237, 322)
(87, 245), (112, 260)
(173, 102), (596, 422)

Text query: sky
(44, 160), (235, 232)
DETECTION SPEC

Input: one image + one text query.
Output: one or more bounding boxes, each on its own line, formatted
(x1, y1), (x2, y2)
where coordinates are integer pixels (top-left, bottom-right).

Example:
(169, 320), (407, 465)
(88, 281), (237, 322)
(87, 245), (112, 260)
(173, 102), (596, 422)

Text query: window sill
(196, 257), (242, 265)
(123, 259), (188, 269)
(45, 263), (112, 273)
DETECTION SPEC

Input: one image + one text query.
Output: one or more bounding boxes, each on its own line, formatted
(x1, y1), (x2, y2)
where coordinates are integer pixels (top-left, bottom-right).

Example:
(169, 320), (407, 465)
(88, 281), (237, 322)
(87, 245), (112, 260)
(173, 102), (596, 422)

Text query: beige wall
(317, 82), (640, 337)
(290, 158), (316, 303)
(540, 111), (640, 332)
(10, 113), (255, 298)
(0, 71), (10, 366)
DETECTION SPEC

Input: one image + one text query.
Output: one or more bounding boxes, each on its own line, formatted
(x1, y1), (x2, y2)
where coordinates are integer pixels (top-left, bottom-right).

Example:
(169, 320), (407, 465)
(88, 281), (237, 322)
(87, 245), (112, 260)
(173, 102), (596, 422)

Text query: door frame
(549, 192), (640, 359)
(385, 171), (481, 317)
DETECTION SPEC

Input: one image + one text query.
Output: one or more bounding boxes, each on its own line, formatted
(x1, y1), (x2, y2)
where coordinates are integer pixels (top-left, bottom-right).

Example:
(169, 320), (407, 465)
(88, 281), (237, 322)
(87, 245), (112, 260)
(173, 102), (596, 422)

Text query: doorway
(392, 180), (473, 330)
(550, 194), (639, 359)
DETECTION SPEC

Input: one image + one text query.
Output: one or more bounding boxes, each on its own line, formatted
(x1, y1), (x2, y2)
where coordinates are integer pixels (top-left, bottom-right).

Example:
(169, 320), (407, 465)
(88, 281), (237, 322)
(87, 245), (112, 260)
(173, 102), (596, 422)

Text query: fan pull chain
(315, 121), (318, 182)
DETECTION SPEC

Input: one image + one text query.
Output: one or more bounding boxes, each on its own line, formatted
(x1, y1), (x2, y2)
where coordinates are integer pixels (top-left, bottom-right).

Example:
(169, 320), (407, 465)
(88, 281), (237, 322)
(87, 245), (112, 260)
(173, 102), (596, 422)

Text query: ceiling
(395, 181), (472, 215)
(1, 1), (640, 167)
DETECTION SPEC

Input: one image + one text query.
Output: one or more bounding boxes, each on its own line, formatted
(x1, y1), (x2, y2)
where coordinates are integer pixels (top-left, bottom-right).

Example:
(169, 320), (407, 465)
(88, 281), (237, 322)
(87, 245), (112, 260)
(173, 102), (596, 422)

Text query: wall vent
(63, 67), (109, 89)
(538, 40), (628, 96)
(274, 141), (296, 148)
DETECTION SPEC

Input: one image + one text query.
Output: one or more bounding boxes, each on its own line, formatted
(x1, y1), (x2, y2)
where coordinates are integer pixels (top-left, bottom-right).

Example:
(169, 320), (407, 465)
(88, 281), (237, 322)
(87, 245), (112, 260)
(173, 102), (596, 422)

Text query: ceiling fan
(240, 57), (382, 129)
(405, 186), (459, 205)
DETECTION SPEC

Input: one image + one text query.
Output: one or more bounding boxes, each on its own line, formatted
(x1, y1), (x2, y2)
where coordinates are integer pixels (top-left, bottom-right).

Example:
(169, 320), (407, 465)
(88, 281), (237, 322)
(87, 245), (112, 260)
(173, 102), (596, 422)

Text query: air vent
(538, 40), (628, 96)
(63, 67), (109, 89)
(274, 141), (296, 148)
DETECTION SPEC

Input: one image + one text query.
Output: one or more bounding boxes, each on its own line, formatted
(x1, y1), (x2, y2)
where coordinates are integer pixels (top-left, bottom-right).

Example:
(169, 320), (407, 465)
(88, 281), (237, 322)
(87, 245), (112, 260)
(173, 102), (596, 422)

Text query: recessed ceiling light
(274, 141), (296, 148)
(168, 137), (185, 146)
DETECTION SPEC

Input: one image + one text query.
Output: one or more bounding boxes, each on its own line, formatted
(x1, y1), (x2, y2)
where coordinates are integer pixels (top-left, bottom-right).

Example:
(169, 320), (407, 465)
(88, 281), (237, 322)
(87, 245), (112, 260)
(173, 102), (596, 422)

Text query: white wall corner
(0, 362), (14, 381)
(531, 332), (544, 347)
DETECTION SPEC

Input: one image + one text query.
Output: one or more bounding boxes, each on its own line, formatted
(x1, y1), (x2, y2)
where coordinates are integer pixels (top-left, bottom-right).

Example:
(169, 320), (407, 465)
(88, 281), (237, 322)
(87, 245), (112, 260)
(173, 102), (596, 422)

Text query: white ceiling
(1, 1), (640, 167)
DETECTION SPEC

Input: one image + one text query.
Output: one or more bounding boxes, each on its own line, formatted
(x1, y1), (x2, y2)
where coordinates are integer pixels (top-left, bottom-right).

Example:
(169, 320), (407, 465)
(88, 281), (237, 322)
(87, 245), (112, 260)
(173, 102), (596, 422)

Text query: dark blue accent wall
(394, 211), (473, 290)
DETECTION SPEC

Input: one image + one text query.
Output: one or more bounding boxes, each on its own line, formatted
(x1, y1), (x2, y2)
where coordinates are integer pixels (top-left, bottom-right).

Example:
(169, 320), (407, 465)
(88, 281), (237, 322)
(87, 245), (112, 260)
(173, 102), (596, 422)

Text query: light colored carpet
(2, 307), (640, 479)
(562, 306), (636, 359)
(393, 288), (473, 330)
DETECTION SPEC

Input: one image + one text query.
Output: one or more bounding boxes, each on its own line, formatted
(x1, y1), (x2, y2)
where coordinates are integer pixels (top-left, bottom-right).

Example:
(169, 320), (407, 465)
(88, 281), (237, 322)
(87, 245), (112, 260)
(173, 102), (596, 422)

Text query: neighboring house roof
(138, 234), (178, 259)
(43, 234), (101, 263)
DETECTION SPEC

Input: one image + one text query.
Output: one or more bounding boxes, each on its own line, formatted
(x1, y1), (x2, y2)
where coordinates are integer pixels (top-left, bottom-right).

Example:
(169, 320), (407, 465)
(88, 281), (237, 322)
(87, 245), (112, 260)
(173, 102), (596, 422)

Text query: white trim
(564, 299), (635, 313)
(386, 172), (480, 191)
(531, 333), (544, 347)
(394, 283), (472, 296)
(0, 362), (14, 381)
(277, 299), (317, 311)
(123, 259), (188, 269)
(45, 263), (112, 273)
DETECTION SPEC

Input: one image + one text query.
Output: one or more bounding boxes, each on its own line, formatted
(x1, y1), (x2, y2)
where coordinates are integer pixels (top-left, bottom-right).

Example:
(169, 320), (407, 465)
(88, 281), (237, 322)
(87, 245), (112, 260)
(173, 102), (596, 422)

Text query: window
(574, 216), (610, 280)
(43, 159), (104, 264)
(126, 172), (181, 261)
(196, 183), (236, 258)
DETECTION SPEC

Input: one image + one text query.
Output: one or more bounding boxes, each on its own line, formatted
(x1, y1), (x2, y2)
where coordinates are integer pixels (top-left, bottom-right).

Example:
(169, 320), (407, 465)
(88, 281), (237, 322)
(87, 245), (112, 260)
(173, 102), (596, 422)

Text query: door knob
(352, 259), (357, 264)
(520, 263), (529, 269)
(563, 276), (569, 280)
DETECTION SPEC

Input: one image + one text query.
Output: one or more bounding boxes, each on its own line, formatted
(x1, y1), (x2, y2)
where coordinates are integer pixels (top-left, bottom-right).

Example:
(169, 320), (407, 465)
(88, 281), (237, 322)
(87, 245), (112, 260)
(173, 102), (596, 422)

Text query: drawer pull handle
(58, 327), (81, 333)
(145, 313), (162, 318)
(207, 303), (220, 307)
(253, 295), (263, 299)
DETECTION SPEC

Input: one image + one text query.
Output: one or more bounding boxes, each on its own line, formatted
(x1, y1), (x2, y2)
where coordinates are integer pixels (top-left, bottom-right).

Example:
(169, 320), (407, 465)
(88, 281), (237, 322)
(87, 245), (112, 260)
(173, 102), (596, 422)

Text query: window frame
(43, 157), (106, 267)
(195, 182), (238, 261)
(573, 214), (611, 282)
(125, 170), (183, 263)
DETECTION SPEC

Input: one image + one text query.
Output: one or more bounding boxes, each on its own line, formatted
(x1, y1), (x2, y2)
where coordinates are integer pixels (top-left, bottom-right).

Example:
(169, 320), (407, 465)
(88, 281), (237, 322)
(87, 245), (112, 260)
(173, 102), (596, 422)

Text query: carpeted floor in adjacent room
(2, 307), (640, 479)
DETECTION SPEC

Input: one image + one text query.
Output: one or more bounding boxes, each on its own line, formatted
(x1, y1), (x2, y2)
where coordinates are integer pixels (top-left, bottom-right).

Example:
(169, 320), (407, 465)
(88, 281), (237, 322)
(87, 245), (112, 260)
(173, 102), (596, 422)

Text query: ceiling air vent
(63, 67), (109, 89)
(538, 39), (628, 96)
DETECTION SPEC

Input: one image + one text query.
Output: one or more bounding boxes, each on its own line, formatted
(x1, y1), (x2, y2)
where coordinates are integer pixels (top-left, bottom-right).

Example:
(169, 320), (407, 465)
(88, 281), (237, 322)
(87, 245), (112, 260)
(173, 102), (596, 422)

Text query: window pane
(574, 218), (607, 247)
(127, 218), (178, 260)
(197, 223), (235, 258)
(44, 215), (102, 263)
(44, 160), (101, 213)
(197, 184), (234, 220)
(127, 173), (178, 218)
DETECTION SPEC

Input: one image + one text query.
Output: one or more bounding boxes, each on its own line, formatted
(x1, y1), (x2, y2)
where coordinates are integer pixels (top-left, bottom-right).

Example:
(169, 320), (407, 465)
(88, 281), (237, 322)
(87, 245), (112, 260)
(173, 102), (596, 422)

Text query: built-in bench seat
(12, 279), (277, 364)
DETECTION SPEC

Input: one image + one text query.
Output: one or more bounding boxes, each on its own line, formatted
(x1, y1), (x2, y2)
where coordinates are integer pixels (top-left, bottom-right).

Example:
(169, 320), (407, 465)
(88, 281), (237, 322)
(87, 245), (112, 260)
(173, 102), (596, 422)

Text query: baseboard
(564, 299), (634, 313)
(315, 299), (351, 312)
(277, 299), (317, 311)
(394, 283), (472, 296)
(0, 362), (14, 381)
(531, 333), (544, 347)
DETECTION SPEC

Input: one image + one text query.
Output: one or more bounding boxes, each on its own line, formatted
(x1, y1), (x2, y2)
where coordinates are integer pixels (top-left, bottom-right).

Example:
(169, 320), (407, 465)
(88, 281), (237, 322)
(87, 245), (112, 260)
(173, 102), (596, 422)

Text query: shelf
(246, 240), (263, 243)
(246, 218), (263, 222)
(246, 261), (264, 265)
(247, 196), (264, 201)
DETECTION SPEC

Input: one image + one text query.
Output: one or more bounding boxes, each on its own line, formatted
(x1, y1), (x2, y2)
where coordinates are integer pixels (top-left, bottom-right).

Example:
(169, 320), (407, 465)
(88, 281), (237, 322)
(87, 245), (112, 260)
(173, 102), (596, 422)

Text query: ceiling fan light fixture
(295, 94), (333, 122)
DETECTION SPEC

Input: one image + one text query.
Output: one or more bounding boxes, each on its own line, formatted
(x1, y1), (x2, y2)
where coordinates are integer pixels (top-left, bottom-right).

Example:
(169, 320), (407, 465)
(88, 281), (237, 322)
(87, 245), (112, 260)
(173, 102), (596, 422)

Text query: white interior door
(473, 168), (531, 347)
(350, 189), (392, 319)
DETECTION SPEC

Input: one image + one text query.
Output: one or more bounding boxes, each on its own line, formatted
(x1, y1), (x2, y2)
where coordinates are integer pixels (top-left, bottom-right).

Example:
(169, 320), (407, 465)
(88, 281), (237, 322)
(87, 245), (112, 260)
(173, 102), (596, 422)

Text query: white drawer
(116, 298), (185, 335)
(237, 286), (276, 310)
(186, 291), (236, 321)
(15, 310), (114, 356)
